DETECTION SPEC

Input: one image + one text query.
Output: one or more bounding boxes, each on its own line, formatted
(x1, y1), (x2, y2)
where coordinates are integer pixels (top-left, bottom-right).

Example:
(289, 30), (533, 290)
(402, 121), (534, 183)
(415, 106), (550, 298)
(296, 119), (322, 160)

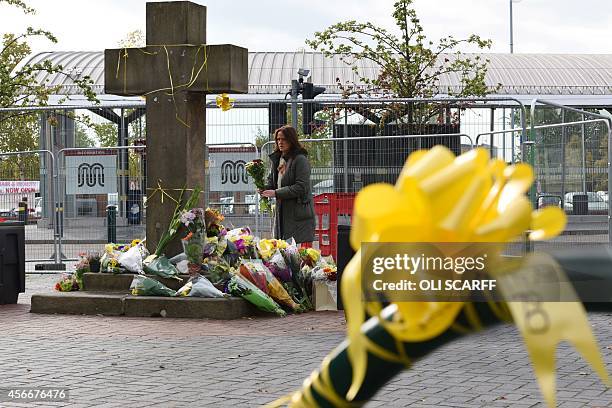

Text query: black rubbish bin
(573, 194), (588, 215)
(0, 221), (25, 304)
(336, 224), (355, 311)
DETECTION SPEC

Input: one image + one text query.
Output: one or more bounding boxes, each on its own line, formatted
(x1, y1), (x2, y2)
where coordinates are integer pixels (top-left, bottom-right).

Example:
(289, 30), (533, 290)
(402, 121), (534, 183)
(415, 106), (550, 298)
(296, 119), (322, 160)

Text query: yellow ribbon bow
(342, 146), (608, 405)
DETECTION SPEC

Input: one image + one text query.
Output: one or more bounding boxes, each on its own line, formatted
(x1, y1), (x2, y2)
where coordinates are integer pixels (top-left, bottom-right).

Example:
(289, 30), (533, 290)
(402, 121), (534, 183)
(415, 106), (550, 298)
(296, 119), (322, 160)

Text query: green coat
(266, 149), (316, 243)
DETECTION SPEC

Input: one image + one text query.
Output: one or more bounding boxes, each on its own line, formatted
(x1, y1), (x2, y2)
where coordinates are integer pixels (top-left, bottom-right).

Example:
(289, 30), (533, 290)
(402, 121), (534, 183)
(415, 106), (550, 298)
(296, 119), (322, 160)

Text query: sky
(1, 0), (611, 56)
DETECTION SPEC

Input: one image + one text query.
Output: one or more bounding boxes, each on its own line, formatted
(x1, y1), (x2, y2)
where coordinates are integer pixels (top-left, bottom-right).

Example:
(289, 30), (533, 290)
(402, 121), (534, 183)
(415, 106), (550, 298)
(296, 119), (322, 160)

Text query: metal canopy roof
(20, 51), (612, 106)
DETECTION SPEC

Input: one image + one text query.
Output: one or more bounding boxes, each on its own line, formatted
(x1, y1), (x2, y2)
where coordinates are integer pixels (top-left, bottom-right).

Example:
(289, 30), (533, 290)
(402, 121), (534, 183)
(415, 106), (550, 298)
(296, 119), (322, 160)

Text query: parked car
(312, 179), (334, 195)
(537, 194), (561, 209)
(596, 191), (608, 203)
(245, 194), (256, 214)
(0, 209), (17, 220)
(563, 192), (607, 215)
(220, 196), (234, 214)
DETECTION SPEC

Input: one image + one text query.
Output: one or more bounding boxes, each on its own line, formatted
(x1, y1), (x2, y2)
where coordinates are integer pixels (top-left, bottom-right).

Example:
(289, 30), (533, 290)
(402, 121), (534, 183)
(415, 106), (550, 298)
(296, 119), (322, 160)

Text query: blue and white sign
(65, 151), (117, 195)
(208, 148), (257, 192)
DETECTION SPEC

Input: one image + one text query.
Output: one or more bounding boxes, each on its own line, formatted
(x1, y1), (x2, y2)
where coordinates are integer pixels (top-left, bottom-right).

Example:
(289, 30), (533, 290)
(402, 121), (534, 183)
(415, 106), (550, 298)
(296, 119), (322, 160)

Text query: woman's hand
(261, 190), (276, 198)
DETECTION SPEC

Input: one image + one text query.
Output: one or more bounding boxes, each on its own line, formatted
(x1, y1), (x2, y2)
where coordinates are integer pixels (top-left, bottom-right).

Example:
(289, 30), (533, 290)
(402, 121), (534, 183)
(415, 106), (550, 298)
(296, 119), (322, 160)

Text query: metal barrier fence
(56, 146), (146, 261)
(0, 96), (609, 265)
(0, 149), (57, 262)
(526, 100), (611, 250)
(205, 143), (261, 236)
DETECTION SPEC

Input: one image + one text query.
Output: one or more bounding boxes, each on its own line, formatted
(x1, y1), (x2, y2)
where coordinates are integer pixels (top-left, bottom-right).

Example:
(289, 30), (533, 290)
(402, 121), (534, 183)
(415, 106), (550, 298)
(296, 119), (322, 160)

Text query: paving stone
(2, 275), (610, 407)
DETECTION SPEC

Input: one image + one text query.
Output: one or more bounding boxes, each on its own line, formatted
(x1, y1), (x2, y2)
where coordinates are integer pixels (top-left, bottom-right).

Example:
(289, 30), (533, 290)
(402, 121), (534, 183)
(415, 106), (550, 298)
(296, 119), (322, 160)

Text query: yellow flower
(305, 248), (319, 262)
(216, 93), (234, 111)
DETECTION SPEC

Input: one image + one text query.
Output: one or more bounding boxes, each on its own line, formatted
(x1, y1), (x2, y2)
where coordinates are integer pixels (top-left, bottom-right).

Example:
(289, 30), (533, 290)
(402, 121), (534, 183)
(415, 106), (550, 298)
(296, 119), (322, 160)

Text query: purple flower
(180, 211), (196, 226)
(234, 238), (246, 253)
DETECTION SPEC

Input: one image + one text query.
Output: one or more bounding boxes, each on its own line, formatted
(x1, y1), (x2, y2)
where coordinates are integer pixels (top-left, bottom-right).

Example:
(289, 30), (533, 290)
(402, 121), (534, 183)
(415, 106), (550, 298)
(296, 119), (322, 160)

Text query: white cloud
(0, 0), (610, 55)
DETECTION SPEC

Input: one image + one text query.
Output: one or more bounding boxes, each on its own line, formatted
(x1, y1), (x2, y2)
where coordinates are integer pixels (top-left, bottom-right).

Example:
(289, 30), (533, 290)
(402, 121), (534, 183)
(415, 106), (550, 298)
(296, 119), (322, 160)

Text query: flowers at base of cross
(257, 239), (288, 260)
(227, 227), (257, 258)
(299, 247), (321, 267)
(181, 208), (205, 230)
(54, 273), (81, 292)
(205, 208), (225, 237)
(245, 159), (272, 213)
(180, 208), (206, 273)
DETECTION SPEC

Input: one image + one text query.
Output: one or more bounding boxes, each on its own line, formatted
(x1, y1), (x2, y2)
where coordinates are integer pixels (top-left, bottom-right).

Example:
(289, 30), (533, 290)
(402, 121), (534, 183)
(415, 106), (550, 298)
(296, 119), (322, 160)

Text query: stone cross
(104, 1), (248, 254)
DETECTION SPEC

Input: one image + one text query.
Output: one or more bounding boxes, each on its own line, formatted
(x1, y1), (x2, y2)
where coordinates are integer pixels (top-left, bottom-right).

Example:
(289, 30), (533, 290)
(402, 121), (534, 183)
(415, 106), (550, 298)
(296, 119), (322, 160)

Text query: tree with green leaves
(306, 0), (496, 125)
(0, 0), (98, 179)
(0, 0), (97, 113)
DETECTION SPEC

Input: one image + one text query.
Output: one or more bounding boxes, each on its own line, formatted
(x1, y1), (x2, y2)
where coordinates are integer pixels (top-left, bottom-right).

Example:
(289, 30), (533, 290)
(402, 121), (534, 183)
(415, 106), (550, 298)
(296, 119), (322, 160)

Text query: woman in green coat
(260, 126), (316, 244)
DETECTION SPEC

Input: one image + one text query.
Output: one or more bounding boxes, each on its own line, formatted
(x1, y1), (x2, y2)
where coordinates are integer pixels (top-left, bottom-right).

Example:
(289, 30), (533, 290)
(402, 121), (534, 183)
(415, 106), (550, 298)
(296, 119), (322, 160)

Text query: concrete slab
(30, 291), (257, 320)
(82, 273), (187, 292)
(123, 296), (256, 319)
(30, 291), (125, 316)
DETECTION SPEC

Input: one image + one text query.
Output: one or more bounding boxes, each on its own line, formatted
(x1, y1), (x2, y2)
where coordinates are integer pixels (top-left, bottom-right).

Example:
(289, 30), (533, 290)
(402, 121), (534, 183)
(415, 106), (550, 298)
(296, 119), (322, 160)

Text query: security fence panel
(8, 96), (576, 264)
(0, 150), (56, 262)
(59, 146), (146, 261)
(530, 100), (611, 249)
(206, 143), (261, 236)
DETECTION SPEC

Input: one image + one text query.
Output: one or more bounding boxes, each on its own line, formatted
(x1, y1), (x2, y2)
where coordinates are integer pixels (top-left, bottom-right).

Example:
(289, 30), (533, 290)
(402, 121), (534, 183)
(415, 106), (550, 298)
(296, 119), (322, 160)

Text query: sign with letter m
(65, 151), (117, 195)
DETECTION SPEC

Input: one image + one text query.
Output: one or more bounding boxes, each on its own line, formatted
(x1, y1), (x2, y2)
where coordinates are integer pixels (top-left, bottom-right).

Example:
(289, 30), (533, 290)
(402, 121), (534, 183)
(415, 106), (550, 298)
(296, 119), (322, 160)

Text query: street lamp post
(510, 0), (522, 54)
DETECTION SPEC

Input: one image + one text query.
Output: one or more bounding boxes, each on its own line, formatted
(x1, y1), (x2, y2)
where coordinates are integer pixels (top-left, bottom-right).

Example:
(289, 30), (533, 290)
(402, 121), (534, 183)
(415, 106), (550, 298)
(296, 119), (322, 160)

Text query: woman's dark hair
(274, 125), (304, 156)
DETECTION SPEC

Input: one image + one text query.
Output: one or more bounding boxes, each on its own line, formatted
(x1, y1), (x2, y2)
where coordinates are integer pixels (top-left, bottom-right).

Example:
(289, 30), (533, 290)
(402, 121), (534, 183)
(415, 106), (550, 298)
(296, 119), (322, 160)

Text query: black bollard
(17, 197), (28, 224)
(336, 224), (355, 311)
(106, 205), (117, 243)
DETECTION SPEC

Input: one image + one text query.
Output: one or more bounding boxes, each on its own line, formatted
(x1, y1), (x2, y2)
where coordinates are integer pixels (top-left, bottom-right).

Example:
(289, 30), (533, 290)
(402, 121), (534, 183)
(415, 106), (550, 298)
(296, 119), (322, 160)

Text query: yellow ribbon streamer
(145, 179), (202, 205)
(113, 44), (211, 128)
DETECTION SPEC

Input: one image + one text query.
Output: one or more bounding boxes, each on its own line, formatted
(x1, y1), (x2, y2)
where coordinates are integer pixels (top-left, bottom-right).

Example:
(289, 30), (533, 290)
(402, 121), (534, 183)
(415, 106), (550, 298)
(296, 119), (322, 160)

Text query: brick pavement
(0, 274), (610, 407)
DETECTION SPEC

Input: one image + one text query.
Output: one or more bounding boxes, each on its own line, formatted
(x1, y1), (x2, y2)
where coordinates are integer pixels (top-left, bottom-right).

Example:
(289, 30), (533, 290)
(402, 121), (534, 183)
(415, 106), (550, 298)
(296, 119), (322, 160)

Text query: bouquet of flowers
(175, 274), (226, 298)
(227, 228), (258, 259)
(143, 255), (181, 279)
(238, 260), (269, 294)
(245, 159), (272, 213)
(258, 263), (302, 312)
(100, 244), (124, 274)
(222, 239), (242, 267)
(55, 273), (81, 292)
(299, 247), (321, 267)
(265, 249), (292, 282)
(281, 238), (302, 276)
(204, 208), (225, 237)
(130, 275), (176, 297)
(257, 238), (288, 260)
(75, 251), (101, 274)
(228, 274), (285, 316)
(200, 257), (234, 288)
(181, 208), (206, 274)
(154, 187), (202, 257)
(118, 243), (148, 274)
